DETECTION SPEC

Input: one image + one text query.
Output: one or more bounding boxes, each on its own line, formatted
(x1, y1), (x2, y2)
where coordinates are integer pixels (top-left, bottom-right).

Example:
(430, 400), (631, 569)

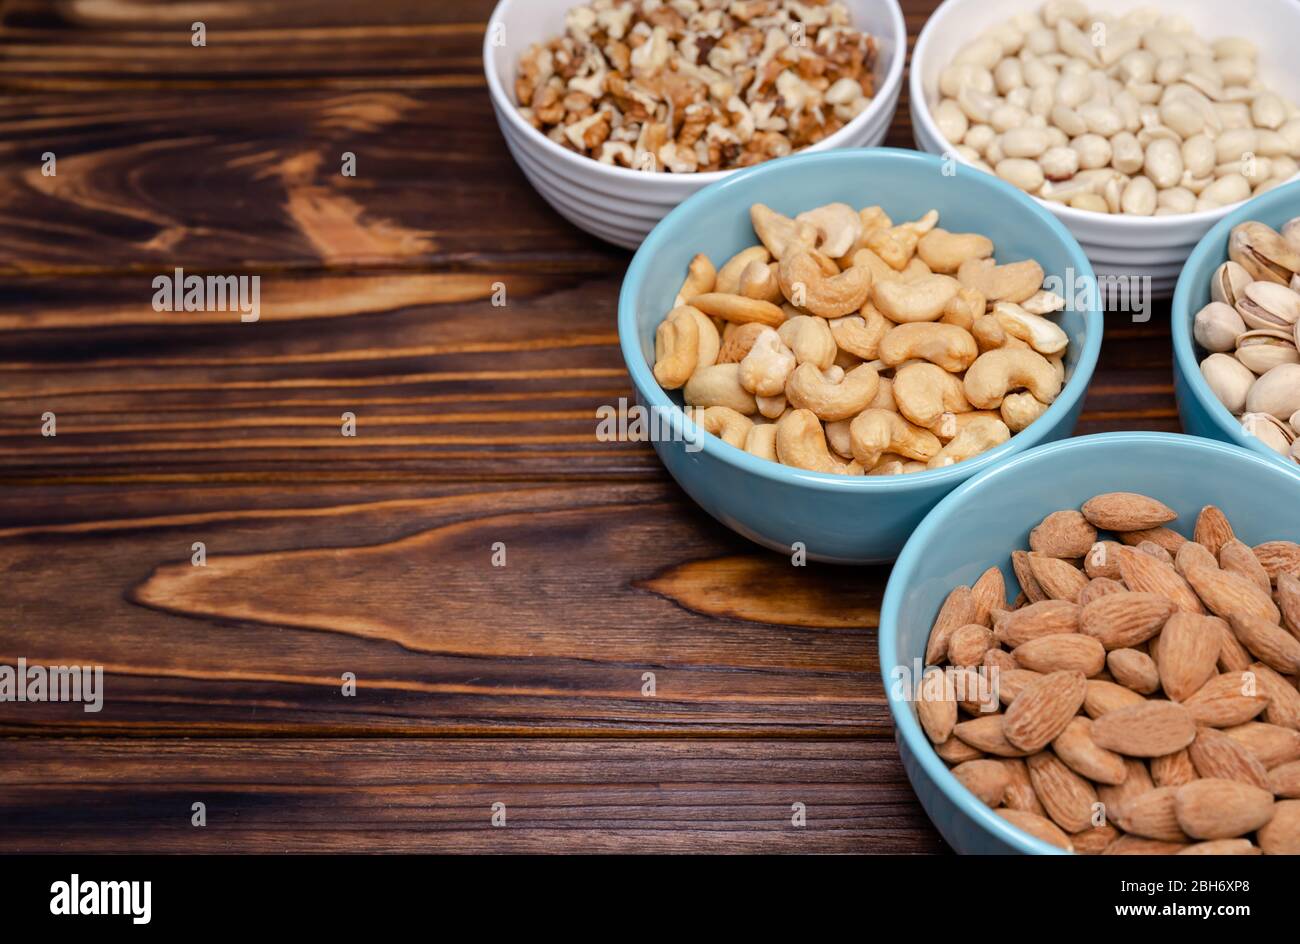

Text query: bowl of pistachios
(1173, 179), (1300, 472)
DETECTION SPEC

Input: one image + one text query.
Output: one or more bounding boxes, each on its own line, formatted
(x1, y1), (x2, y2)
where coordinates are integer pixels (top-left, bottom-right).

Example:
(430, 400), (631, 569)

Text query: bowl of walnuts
(484, 0), (908, 249)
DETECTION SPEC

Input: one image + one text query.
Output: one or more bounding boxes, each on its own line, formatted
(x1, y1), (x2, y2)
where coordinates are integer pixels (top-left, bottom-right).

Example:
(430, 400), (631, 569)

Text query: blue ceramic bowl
(1173, 179), (1300, 470)
(618, 148), (1104, 563)
(881, 432), (1300, 854)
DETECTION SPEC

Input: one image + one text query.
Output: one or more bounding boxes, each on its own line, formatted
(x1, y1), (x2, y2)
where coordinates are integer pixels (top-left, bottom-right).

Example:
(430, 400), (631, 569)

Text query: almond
(1102, 835), (1187, 855)
(1052, 716), (1126, 784)
(1112, 786), (1188, 842)
(1175, 540), (1219, 578)
(915, 666), (957, 744)
(952, 714), (1031, 757)
(926, 584), (976, 664)
(983, 648), (1018, 673)
(1078, 576), (1125, 607)
(1157, 612), (1223, 702)
(1107, 648), (1159, 694)
(1028, 555), (1089, 603)
(1185, 565), (1280, 624)
(1084, 540), (1125, 580)
(1252, 662), (1300, 731)
(1257, 800), (1300, 855)
(1151, 749), (1198, 787)
(1081, 492), (1177, 532)
(1119, 526), (1186, 557)
(996, 809), (1073, 851)
(952, 759), (1010, 807)
(1174, 778), (1275, 840)
(1225, 722), (1300, 769)
(995, 668), (1043, 706)
(1219, 539), (1272, 593)
(994, 600), (1080, 647)
(1078, 591), (1173, 650)
(951, 666), (998, 715)
(1279, 573), (1300, 636)
(1194, 505), (1235, 555)
(1184, 671), (1271, 728)
(934, 736), (984, 764)
(1136, 540), (1174, 566)
(1177, 839), (1261, 855)
(1097, 757), (1155, 814)
(1012, 550), (1048, 603)
(1230, 613), (1300, 674)
(1091, 701), (1196, 757)
(1013, 633), (1106, 676)
(1071, 823), (1120, 855)
(1118, 548), (1204, 614)
(1001, 758), (1047, 816)
(970, 565), (1006, 626)
(1030, 510), (1097, 559)
(1003, 670), (1087, 751)
(1027, 751), (1098, 834)
(947, 623), (996, 667)
(1188, 726), (1270, 790)
(1253, 540), (1300, 582)
(1083, 679), (1147, 718)
(1217, 618), (1255, 673)
(1268, 760), (1300, 797)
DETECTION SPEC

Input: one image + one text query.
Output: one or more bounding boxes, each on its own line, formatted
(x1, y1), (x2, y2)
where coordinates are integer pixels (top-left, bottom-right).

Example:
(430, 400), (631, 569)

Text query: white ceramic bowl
(910, 0), (1300, 296)
(484, 0), (908, 249)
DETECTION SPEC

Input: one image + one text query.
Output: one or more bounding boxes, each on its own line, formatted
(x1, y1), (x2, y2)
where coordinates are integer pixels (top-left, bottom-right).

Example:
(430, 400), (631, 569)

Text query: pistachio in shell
(1211, 260), (1254, 308)
(1245, 363), (1300, 420)
(1236, 281), (1300, 331)
(1236, 329), (1300, 374)
(1202, 353), (1256, 413)
(1243, 411), (1297, 455)
(1194, 301), (1246, 352)
(1230, 222), (1300, 285)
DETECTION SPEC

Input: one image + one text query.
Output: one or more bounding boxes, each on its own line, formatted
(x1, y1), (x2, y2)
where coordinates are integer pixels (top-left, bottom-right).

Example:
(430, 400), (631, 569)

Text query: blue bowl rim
(879, 430), (1300, 855)
(618, 147), (1105, 494)
(1171, 178), (1300, 471)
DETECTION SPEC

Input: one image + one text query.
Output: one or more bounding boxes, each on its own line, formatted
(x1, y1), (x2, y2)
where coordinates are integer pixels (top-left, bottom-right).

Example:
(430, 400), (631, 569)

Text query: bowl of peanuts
(484, 0), (907, 249)
(1173, 179), (1300, 472)
(618, 147), (1103, 563)
(882, 431), (1300, 854)
(910, 0), (1300, 296)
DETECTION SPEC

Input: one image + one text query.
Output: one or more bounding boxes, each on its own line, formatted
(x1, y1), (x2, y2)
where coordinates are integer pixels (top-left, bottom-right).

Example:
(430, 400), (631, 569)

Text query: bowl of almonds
(881, 432), (1300, 854)
(910, 0), (1300, 295)
(1174, 180), (1300, 471)
(619, 148), (1102, 563)
(484, 0), (907, 248)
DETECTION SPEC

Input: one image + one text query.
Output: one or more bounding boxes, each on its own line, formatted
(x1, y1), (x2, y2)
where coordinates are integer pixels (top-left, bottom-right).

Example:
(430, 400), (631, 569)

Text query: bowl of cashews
(618, 147), (1104, 563)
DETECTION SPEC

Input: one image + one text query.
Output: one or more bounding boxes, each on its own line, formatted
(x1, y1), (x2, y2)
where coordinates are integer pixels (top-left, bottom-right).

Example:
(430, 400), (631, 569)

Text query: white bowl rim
(483, 0), (909, 188)
(880, 430), (1300, 855)
(617, 147), (1105, 494)
(908, 0), (1300, 233)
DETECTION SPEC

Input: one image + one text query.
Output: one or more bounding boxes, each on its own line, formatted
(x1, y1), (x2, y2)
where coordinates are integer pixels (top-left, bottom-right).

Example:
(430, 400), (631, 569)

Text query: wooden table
(0, 0), (1178, 854)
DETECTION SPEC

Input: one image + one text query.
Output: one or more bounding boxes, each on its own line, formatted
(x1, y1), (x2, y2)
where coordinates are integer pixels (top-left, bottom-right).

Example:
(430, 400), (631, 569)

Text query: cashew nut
(739, 260), (783, 303)
(869, 374), (897, 413)
(683, 363), (758, 415)
(849, 409), (942, 467)
(992, 301), (1069, 355)
(869, 455), (930, 476)
(795, 202), (863, 259)
(716, 246), (771, 295)
(778, 250), (872, 318)
(717, 321), (768, 363)
(957, 258), (1046, 305)
(751, 203), (817, 260)
(777, 315), (837, 369)
(927, 415), (1010, 469)
(824, 418), (854, 458)
(829, 307), (889, 359)
(841, 206), (894, 261)
(675, 253), (716, 308)
(776, 409), (864, 475)
(689, 292), (785, 327)
(864, 226), (920, 270)
(917, 229), (995, 274)
(963, 347), (1063, 409)
(874, 274), (963, 324)
(744, 422), (778, 461)
(785, 362), (881, 422)
(696, 406), (753, 449)
(653, 306), (701, 389)
(848, 247), (903, 283)
(893, 362), (973, 429)
(879, 322), (980, 373)
(1021, 290), (1067, 316)
(738, 326), (796, 396)
(755, 393), (787, 419)
(1001, 391), (1051, 431)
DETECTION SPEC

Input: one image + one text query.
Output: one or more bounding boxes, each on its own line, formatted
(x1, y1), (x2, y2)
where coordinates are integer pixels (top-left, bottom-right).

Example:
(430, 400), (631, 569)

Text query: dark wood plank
(0, 738), (947, 853)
